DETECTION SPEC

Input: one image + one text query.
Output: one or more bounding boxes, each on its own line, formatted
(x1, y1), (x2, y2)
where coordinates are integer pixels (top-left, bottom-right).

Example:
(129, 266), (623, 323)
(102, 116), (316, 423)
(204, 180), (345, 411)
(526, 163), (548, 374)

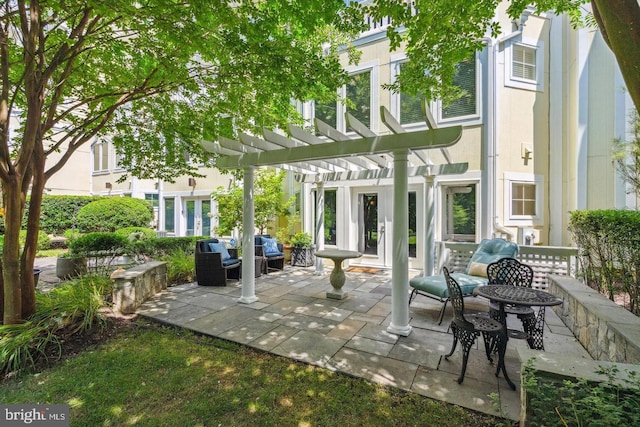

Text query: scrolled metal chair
(486, 258), (545, 350)
(443, 267), (511, 388)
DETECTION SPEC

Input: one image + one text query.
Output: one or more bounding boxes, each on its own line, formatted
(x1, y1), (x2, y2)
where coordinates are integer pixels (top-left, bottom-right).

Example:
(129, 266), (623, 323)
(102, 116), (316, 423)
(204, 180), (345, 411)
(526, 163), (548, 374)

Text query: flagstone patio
(136, 266), (592, 421)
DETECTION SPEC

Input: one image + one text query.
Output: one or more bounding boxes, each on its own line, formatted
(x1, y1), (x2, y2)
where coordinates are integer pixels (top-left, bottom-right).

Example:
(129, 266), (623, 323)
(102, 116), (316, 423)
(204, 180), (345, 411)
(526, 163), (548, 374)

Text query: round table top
(315, 249), (362, 260)
(474, 285), (562, 306)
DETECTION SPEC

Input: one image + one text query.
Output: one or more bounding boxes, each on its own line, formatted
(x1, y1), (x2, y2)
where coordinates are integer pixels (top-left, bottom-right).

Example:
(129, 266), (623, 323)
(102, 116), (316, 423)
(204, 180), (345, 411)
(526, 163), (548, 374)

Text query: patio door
(185, 198), (212, 237)
(441, 184), (476, 242)
(356, 191), (387, 266)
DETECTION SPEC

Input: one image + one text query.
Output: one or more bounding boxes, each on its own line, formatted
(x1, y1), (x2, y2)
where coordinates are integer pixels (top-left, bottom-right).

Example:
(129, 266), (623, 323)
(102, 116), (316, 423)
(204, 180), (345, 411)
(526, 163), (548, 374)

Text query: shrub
(569, 209), (640, 314)
(19, 230), (51, 251)
(75, 197), (153, 233)
(0, 275), (112, 375)
(69, 232), (129, 256)
(24, 195), (100, 235)
(164, 249), (196, 285)
(114, 227), (156, 240)
(148, 236), (198, 258)
(290, 232), (312, 248)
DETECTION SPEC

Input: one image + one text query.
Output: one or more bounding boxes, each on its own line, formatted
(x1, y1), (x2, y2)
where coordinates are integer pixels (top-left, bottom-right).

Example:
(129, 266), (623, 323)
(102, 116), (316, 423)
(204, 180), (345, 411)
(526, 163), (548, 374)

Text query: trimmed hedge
(24, 195), (102, 235)
(76, 198), (153, 233)
(569, 209), (640, 315)
(69, 232), (129, 256)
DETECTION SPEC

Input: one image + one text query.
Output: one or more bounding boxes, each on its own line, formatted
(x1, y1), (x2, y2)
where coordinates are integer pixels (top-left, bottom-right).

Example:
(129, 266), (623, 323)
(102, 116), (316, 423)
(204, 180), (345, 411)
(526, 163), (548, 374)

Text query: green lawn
(1, 320), (504, 427)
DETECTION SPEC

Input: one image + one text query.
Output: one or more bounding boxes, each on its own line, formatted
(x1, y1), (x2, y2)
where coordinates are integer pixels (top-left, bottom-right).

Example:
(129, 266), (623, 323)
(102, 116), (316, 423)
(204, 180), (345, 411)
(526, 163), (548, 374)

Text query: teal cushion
(409, 273), (487, 298)
(465, 238), (518, 275)
(209, 242), (231, 261)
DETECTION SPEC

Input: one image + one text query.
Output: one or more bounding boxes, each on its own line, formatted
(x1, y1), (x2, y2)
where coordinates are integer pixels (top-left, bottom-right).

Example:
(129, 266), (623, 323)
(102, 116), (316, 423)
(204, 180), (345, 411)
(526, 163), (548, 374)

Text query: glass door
(185, 198), (212, 237)
(358, 192), (384, 262)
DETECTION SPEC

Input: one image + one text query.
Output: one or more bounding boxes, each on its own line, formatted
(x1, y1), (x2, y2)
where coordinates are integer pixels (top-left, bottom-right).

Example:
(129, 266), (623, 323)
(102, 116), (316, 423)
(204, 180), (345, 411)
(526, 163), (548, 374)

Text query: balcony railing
(360, 0), (417, 36)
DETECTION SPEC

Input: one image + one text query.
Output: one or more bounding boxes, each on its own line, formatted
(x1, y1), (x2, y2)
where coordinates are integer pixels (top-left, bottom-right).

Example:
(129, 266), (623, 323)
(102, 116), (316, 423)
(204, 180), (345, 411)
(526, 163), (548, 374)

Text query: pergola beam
(214, 126), (462, 169)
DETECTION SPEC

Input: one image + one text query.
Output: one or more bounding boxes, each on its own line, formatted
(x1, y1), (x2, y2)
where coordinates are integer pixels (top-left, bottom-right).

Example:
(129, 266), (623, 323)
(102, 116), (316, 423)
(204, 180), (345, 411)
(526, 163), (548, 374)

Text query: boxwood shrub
(76, 198), (153, 233)
(69, 232), (129, 256)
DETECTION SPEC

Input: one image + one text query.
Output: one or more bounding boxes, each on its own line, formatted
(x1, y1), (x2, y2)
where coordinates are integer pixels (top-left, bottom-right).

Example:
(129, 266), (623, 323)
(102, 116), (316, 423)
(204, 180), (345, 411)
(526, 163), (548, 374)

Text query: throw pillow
(208, 242), (231, 261)
(261, 237), (280, 256)
(467, 261), (488, 278)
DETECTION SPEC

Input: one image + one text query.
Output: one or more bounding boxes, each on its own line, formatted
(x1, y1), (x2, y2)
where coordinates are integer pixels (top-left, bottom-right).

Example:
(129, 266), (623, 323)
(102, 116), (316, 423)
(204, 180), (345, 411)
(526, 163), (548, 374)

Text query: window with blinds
(442, 57), (477, 119)
(512, 44), (536, 81)
(398, 63), (425, 125)
(92, 141), (109, 172)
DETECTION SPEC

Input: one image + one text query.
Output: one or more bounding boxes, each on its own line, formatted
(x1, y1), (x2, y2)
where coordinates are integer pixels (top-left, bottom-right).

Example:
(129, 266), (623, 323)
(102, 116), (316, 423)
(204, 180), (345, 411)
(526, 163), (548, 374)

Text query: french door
(185, 198), (212, 237)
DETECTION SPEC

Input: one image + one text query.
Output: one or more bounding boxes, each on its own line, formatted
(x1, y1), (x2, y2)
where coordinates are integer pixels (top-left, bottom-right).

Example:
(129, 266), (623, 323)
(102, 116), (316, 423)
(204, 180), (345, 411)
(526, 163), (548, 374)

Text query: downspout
(487, 30), (522, 242)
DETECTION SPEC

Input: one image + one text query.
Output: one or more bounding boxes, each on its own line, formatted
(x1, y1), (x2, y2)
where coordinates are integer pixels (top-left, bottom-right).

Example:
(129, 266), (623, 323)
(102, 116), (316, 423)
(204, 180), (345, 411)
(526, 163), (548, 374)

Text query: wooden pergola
(202, 106), (467, 336)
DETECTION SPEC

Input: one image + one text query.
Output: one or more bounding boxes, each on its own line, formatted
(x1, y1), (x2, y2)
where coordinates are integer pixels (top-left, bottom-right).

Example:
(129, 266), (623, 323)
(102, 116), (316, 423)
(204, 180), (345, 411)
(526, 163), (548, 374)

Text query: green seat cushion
(410, 273), (488, 299)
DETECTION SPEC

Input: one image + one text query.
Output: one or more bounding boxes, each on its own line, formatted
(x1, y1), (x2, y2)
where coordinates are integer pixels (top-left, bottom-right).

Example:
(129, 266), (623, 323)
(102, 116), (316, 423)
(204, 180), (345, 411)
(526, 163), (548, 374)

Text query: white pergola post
(239, 166), (258, 304)
(315, 180), (325, 275)
(424, 175), (436, 276)
(388, 150), (412, 336)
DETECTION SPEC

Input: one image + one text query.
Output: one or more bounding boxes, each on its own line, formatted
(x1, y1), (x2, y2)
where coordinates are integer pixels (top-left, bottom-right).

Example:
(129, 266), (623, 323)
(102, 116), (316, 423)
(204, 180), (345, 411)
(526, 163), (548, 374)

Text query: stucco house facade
(42, 3), (634, 272)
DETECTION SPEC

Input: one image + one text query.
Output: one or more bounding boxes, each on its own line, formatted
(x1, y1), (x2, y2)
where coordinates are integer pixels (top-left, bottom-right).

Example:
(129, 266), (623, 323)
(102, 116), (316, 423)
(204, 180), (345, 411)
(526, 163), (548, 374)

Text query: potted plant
(290, 232), (314, 267)
(56, 252), (87, 280)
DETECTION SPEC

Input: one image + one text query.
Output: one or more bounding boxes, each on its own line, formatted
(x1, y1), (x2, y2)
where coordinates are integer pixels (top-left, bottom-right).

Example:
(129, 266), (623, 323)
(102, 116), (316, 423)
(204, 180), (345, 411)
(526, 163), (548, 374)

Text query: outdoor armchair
(195, 238), (241, 286)
(255, 234), (285, 274)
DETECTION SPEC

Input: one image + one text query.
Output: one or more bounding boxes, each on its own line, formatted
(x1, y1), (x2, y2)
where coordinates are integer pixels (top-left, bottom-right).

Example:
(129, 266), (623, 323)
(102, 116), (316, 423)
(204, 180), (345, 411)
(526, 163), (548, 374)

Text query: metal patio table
(473, 285), (563, 389)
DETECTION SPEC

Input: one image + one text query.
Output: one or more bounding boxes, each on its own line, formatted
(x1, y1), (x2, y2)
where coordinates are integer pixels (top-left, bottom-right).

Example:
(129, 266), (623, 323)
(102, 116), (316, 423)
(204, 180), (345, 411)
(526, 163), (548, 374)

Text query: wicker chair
(195, 239), (241, 286)
(486, 257), (545, 349)
(255, 235), (285, 274)
(443, 267), (512, 389)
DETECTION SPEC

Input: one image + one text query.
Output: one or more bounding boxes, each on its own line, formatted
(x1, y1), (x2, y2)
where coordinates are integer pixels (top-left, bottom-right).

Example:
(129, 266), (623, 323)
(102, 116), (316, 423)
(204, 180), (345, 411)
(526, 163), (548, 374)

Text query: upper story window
(441, 57), (477, 120)
(92, 141), (109, 173)
(391, 53), (481, 128)
(505, 38), (544, 92)
(311, 62), (378, 133)
(346, 70), (372, 130)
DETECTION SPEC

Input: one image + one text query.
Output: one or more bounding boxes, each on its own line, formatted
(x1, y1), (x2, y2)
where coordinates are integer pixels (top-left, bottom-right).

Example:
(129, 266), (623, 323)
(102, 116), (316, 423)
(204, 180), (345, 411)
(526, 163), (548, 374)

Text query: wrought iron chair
(443, 267), (511, 388)
(486, 258), (545, 350)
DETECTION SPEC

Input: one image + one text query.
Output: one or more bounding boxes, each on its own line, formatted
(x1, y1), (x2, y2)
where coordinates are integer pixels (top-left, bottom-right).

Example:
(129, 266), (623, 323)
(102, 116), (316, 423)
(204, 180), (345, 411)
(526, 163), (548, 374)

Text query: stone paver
(56, 261), (590, 423)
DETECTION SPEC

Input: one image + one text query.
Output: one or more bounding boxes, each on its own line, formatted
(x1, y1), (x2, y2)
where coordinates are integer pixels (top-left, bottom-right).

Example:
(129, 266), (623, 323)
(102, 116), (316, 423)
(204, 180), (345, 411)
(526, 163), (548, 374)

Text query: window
(511, 183), (536, 216)
(442, 58), (477, 120)
(314, 100), (337, 130)
(512, 44), (536, 81)
(92, 141), (109, 173)
(398, 63), (424, 125)
(504, 173), (544, 226)
(346, 70), (371, 130)
(164, 198), (175, 233)
(391, 55), (480, 127)
(505, 39), (544, 91)
(145, 193), (159, 209)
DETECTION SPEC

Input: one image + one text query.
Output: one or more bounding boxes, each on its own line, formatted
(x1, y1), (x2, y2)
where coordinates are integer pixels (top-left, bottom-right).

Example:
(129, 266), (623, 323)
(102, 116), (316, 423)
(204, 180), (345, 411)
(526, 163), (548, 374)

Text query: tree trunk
(592, 1), (640, 115)
(20, 143), (46, 319)
(2, 179), (26, 324)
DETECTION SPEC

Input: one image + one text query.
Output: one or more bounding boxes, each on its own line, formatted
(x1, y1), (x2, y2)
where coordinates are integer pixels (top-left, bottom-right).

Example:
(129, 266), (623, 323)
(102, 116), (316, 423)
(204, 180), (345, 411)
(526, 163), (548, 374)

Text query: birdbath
(314, 249), (363, 299)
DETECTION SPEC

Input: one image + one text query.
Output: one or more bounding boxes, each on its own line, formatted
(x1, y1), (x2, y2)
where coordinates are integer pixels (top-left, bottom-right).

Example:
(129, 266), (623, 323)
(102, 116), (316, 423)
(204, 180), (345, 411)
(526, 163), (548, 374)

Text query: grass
(0, 320), (503, 427)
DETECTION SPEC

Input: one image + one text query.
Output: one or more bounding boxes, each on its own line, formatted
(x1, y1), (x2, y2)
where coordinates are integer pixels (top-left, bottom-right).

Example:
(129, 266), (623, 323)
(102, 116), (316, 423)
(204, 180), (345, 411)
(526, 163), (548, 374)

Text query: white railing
(436, 242), (579, 289)
(360, 0), (417, 35)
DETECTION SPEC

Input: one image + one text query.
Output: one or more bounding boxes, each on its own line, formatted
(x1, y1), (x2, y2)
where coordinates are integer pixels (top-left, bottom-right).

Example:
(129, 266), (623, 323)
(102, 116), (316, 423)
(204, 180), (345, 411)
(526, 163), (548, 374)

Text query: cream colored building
(42, 4), (634, 270)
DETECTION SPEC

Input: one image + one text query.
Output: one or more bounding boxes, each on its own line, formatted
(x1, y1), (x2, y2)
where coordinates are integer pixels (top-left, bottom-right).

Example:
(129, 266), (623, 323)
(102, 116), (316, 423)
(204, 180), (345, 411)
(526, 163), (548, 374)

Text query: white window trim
(503, 172), (544, 226)
(504, 37), (545, 92)
(341, 60), (379, 133)
(390, 53), (482, 129)
(91, 141), (109, 175)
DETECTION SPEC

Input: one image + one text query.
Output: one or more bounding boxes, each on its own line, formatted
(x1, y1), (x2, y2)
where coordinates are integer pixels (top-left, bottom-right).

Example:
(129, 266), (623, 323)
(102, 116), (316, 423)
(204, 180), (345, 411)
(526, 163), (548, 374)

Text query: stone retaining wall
(111, 261), (167, 314)
(548, 274), (640, 364)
